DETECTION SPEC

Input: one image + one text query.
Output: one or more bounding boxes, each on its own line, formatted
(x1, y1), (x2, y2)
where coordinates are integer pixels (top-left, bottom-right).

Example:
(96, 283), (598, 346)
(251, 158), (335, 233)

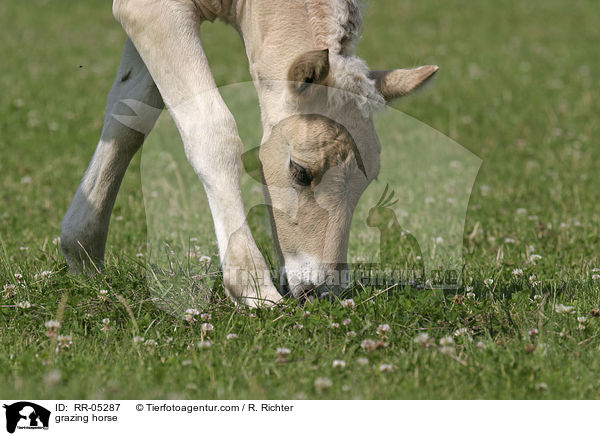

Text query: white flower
(529, 254), (543, 263)
(413, 332), (430, 344)
(198, 255), (211, 262)
(512, 268), (523, 277)
(276, 348), (291, 359)
(360, 339), (377, 351)
(484, 278), (494, 287)
(376, 324), (391, 335)
(343, 318), (352, 326)
(435, 236), (444, 244)
(528, 328), (539, 336)
(226, 333), (238, 340)
(341, 299), (355, 309)
(3, 284), (16, 297)
(17, 301), (31, 309)
(466, 292), (475, 298)
(144, 339), (157, 347)
(57, 335), (72, 349)
(356, 357), (369, 366)
(516, 208), (527, 215)
(45, 320), (61, 329)
(554, 304), (575, 314)
(133, 336), (145, 344)
(592, 275), (600, 281)
(332, 360), (346, 369)
(34, 270), (52, 280)
(314, 377), (332, 391)
(102, 318), (110, 325)
(201, 323), (214, 333)
(294, 323), (304, 330)
(504, 237), (516, 244)
(454, 328), (469, 337)
(379, 363), (393, 373)
(197, 340), (212, 349)
(440, 336), (454, 346)
(533, 294), (543, 301)
(346, 331), (357, 337)
(99, 289), (109, 296)
(184, 308), (200, 322)
(200, 313), (211, 321)
(330, 322), (340, 329)
(14, 273), (23, 282)
(303, 311), (311, 317)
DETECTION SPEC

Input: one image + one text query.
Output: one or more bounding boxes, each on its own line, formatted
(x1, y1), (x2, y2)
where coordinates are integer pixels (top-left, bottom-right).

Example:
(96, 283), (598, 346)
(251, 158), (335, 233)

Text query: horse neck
(232, 1), (315, 129)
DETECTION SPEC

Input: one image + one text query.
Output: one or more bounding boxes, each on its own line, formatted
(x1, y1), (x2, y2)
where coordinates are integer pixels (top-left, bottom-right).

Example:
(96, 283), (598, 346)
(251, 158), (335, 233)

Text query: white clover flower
(184, 308), (200, 322)
(466, 292), (475, 298)
(226, 333), (238, 340)
(379, 363), (393, 373)
(376, 324), (391, 335)
(528, 328), (539, 336)
(476, 341), (484, 348)
(314, 377), (332, 391)
(341, 299), (355, 309)
(45, 320), (61, 329)
(360, 339), (377, 351)
(346, 331), (357, 337)
(57, 335), (73, 349)
(294, 323), (304, 330)
(592, 268), (600, 273)
(529, 254), (543, 263)
(533, 294), (543, 301)
(144, 339), (158, 347)
(52, 237), (61, 245)
(439, 336), (454, 346)
(592, 275), (600, 281)
(504, 237), (516, 244)
(197, 340), (212, 349)
(303, 311), (311, 318)
(332, 360), (346, 369)
(356, 357), (369, 366)
(14, 273), (23, 282)
(200, 313), (211, 321)
(555, 304), (575, 314)
(34, 270), (52, 280)
(434, 236), (444, 244)
(331, 322), (340, 329)
(454, 328), (469, 337)
(343, 318), (352, 326)
(3, 284), (16, 297)
(201, 323), (214, 333)
(484, 278), (494, 287)
(181, 360), (192, 366)
(17, 301), (31, 309)
(102, 318), (110, 325)
(276, 348), (291, 357)
(413, 332), (430, 345)
(99, 289), (109, 296)
(133, 336), (145, 344)
(198, 256), (211, 262)
(512, 268), (523, 277)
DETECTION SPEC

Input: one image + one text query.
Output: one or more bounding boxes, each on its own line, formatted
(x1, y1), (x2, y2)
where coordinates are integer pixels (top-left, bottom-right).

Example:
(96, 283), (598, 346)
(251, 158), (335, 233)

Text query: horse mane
(305, 0), (384, 116)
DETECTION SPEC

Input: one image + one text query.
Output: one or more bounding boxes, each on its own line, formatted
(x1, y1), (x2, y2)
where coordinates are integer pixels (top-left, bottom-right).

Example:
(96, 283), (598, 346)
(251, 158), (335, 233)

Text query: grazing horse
(61, 0), (438, 306)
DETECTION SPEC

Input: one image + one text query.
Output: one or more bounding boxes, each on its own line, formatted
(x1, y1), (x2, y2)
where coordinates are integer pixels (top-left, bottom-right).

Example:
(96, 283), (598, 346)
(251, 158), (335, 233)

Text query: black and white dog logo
(3, 402), (50, 434)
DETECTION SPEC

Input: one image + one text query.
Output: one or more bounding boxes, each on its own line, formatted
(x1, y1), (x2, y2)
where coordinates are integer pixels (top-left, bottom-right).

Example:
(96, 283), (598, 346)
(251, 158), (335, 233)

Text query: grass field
(1, 0), (600, 399)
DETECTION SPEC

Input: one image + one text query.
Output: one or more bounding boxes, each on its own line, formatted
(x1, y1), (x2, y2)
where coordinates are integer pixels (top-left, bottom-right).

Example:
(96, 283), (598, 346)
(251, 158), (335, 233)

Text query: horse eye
(289, 160), (312, 186)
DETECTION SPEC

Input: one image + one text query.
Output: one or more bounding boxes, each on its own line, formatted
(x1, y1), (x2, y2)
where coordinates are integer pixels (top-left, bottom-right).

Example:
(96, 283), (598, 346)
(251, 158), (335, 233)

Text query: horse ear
(370, 65), (438, 102)
(287, 49), (330, 94)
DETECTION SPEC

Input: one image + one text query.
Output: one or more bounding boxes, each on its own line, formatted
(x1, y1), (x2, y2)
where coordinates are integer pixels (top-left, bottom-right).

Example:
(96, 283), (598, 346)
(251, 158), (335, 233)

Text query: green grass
(1, 0), (600, 399)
